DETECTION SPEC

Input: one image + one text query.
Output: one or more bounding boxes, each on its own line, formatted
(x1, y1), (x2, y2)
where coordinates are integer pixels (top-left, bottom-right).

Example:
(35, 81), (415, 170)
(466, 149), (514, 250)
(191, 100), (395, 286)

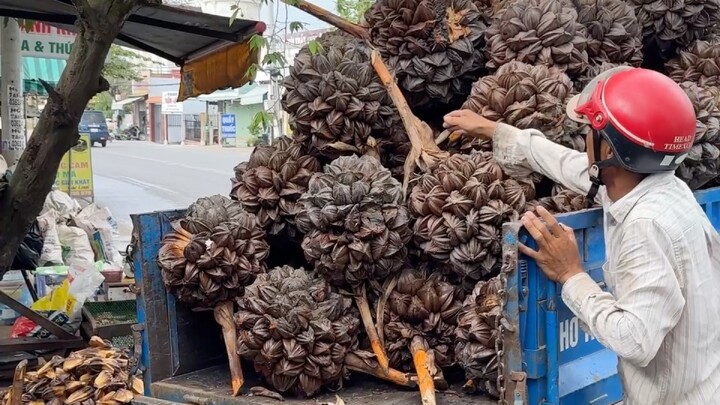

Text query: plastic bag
(11, 263), (104, 338)
(41, 188), (81, 221)
(37, 210), (64, 266)
(57, 224), (95, 267)
(11, 221), (44, 270)
(73, 204), (122, 266)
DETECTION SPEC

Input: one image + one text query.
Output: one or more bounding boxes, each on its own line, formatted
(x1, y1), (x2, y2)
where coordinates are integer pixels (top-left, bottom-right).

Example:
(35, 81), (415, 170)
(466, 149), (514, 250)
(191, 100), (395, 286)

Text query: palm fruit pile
(281, 32), (409, 177)
(364, 0), (488, 111)
(235, 266), (360, 397)
(152, 0), (720, 400)
(2, 337), (143, 404)
(157, 195), (269, 308)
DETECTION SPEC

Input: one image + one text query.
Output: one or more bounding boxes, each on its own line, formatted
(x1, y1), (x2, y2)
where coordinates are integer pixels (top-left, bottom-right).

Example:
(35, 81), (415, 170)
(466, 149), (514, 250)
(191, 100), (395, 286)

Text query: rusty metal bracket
(0, 290), (75, 340)
(131, 323), (145, 374)
(510, 371), (528, 405)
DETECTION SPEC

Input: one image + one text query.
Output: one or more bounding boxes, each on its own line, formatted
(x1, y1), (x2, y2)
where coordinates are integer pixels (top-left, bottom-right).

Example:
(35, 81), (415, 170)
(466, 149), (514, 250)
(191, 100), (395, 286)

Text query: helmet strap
(586, 130), (618, 203)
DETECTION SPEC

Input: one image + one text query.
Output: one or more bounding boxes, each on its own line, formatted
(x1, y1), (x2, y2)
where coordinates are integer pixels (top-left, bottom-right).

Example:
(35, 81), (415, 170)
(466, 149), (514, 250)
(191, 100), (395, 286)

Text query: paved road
(91, 141), (253, 247)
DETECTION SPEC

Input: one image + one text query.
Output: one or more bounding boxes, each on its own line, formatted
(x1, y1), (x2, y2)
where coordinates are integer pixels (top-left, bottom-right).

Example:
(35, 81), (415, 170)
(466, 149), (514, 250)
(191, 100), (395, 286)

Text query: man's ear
(601, 141), (614, 160)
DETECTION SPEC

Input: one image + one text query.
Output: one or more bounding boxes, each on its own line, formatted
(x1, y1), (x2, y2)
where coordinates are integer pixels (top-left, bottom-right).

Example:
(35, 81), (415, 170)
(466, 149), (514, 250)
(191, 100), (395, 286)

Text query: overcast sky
(259, 0), (335, 31)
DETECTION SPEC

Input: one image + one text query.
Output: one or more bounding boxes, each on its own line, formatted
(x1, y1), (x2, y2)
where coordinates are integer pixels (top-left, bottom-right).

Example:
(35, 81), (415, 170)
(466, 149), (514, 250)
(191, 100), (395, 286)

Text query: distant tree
(0, 0), (161, 273)
(336, 0), (373, 23)
(90, 45), (150, 116)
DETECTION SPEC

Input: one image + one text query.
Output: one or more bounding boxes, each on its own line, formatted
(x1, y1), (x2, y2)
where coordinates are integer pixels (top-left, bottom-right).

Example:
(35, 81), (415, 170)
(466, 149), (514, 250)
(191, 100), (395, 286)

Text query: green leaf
(249, 34), (268, 52)
(229, 8), (240, 26)
(289, 21), (305, 33)
(22, 19), (34, 33)
(244, 63), (259, 80)
(262, 52), (287, 68)
(251, 111), (273, 132)
(308, 40), (324, 56)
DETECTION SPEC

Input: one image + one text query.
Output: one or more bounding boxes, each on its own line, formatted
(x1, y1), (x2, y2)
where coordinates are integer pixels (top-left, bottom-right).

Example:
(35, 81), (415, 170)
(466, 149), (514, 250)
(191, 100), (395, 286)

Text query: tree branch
(281, 0), (370, 41)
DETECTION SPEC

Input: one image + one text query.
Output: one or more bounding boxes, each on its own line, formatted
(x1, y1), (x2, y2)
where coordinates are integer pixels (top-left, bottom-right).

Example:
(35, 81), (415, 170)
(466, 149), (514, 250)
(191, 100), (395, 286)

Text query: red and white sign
(161, 91), (183, 114)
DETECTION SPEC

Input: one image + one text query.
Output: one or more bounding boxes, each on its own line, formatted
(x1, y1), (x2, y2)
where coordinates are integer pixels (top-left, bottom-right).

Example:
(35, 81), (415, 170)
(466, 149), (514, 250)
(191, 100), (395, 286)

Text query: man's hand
(519, 206), (584, 284)
(443, 109), (497, 139)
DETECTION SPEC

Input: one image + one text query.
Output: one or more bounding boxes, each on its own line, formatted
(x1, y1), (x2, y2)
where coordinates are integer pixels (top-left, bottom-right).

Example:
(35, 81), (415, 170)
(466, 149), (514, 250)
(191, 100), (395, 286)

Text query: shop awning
(0, 0), (266, 101)
(196, 83), (268, 105)
(22, 57), (66, 95)
(111, 96), (146, 111)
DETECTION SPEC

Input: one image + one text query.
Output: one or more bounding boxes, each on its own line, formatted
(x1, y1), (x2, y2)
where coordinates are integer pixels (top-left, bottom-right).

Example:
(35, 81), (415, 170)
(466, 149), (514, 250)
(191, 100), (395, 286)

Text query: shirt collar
(606, 172), (675, 224)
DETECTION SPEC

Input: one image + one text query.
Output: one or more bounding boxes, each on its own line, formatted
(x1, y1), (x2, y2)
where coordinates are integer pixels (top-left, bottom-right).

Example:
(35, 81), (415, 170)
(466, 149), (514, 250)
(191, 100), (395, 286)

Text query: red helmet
(566, 67), (696, 174)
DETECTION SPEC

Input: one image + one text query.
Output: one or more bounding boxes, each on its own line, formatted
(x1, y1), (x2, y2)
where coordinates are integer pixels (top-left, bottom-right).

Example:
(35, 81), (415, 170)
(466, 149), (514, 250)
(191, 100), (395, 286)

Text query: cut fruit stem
(345, 351), (417, 388)
(214, 301), (244, 396)
(410, 336), (437, 405)
(354, 287), (390, 373)
(8, 359), (27, 405)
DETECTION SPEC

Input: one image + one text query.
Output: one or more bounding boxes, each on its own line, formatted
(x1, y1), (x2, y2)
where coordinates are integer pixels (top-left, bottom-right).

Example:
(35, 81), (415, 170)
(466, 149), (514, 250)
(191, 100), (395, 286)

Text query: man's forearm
(491, 123), (593, 196)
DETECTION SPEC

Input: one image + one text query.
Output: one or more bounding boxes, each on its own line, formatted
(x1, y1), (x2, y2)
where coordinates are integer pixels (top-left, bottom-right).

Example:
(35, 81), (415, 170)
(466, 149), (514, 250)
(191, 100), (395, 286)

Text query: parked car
(80, 110), (109, 147)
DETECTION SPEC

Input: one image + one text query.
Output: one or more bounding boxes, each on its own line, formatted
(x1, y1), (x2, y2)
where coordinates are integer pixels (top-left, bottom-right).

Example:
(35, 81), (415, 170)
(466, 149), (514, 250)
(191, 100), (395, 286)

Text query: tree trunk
(0, 0), (160, 275)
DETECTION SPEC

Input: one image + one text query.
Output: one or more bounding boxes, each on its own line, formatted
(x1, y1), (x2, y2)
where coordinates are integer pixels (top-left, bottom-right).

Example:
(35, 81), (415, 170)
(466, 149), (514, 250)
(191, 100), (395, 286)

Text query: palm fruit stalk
(231, 136), (322, 266)
(666, 37), (720, 88)
(281, 31), (408, 177)
(485, 0), (589, 78)
(459, 61), (586, 153)
(2, 336), (143, 404)
(570, 0), (643, 66)
(157, 195), (270, 394)
(409, 152), (536, 291)
(297, 154), (413, 377)
(675, 82), (720, 189)
(235, 266), (415, 397)
(363, 0), (488, 112)
(383, 268), (464, 403)
(455, 278), (502, 396)
(627, 0), (720, 65)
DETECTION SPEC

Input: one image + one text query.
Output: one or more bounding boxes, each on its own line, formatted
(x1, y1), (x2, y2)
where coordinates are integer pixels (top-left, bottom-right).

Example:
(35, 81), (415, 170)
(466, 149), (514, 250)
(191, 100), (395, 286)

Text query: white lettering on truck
(559, 316), (596, 352)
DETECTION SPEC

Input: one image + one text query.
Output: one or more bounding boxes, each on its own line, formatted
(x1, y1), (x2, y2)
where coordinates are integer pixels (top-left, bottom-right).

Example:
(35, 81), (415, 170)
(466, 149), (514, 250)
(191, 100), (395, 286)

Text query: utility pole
(1, 18), (25, 167)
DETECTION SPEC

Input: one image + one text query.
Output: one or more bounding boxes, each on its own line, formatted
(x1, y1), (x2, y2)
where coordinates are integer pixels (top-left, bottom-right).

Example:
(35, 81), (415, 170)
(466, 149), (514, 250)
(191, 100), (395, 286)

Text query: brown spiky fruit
(184, 195), (246, 233)
(526, 185), (594, 213)
(628, 0), (720, 60)
(297, 155), (412, 288)
(235, 266), (360, 397)
(455, 278), (502, 397)
(460, 61), (585, 152)
(675, 82), (720, 190)
(232, 136), (322, 238)
(409, 152), (535, 287)
(573, 61), (628, 91)
(281, 32), (408, 170)
(485, 0), (589, 77)
(666, 37), (720, 88)
(570, 0), (643, 66)
(384, 268), (464, 371)
(157, 196), (270, 308)
(364, 0), (487, 109)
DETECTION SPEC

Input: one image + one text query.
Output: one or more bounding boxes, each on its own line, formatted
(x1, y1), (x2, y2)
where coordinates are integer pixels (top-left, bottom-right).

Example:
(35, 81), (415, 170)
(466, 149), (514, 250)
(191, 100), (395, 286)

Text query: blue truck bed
(131, 186), (720, 404)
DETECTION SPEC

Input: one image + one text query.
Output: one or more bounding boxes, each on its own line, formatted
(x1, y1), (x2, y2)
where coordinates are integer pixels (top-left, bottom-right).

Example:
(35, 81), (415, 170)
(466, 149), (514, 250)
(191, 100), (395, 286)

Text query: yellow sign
(55, 134), (94, 199)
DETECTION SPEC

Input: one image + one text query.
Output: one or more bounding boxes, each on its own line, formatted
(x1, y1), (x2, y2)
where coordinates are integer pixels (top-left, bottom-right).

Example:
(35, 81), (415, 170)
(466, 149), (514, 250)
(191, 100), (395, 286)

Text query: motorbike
(119, 125), (147, 141)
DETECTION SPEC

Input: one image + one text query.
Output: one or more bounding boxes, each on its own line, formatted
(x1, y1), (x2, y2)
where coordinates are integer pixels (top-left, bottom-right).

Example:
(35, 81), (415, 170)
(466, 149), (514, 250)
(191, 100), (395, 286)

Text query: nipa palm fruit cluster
(2, 337), (143, 404)
(235, 266), (360, 397)
(157, 195), (269, 308)
(154, 0), (720, 400)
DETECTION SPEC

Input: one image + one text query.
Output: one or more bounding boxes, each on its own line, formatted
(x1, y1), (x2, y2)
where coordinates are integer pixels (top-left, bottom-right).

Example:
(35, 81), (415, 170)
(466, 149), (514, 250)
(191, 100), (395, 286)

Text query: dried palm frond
(485, 0), (589, 77)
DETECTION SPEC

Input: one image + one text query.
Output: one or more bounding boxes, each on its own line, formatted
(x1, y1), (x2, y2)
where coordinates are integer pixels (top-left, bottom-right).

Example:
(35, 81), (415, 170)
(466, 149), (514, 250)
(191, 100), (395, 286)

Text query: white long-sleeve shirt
(492, 123), (720, 405)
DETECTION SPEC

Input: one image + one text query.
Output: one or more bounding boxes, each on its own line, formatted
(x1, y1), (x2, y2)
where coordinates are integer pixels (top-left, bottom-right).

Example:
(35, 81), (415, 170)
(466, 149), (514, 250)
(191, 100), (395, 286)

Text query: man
(443, 66), (720, 404)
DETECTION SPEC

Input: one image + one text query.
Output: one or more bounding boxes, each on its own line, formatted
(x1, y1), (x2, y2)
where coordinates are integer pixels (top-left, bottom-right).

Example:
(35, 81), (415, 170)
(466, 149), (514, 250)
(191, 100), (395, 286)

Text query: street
(91, 141), (253, 247)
